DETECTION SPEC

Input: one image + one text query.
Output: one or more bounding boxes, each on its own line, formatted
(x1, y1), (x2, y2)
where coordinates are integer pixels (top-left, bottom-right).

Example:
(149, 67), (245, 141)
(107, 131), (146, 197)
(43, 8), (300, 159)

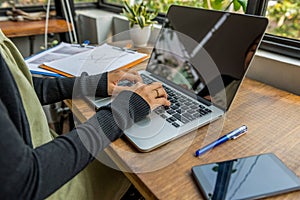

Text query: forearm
(33, 72), (108, 105)
(0, 91), (150, 200)
(0, 106), (123, 200)
(83, 90), (150, 156)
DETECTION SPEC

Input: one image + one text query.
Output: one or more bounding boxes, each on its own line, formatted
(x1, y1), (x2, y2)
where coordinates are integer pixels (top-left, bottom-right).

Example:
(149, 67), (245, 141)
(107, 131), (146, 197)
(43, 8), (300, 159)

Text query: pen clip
(227, 125), (248, 140)
(231, 131), (247, 140)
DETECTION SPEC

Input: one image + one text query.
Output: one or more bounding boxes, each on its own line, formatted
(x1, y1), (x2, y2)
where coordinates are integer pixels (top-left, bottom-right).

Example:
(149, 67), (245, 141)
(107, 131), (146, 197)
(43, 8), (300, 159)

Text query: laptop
(93, 5), (268, 152)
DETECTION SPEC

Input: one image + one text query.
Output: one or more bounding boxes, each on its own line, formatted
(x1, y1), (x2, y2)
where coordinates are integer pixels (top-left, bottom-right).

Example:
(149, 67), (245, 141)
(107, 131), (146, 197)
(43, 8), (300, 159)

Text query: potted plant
(121, 1), (158, 47)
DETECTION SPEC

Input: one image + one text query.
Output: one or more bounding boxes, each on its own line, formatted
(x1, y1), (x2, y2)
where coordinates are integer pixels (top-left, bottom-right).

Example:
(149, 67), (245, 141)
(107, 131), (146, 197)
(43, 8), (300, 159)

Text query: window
(0, 0), (96, 8)
(262, 0), (300, 58)
(266, 0), (299, 41)
(99, 0), (300, 59)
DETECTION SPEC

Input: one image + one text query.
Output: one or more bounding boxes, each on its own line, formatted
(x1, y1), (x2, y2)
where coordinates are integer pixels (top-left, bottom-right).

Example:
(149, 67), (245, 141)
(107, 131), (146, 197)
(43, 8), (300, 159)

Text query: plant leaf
(136, 16), (146, 28)
(202, 0), (209, 9)
(238, 0), (247, 12)
(122, 1), (158, 29)
(123, 1), (135, 17)
(211, 0), (223, 10)
(215, 0), (224, 4)
(233, 0), (241, 11)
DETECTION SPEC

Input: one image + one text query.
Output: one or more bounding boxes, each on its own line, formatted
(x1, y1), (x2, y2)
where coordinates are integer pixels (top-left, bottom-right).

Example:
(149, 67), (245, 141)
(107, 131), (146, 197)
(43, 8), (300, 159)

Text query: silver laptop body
(92, 5), (268, 152)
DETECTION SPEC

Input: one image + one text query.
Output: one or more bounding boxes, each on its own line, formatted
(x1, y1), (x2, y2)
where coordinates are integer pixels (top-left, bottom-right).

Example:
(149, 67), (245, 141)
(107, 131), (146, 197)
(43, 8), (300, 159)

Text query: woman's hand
(107, 69), (142, 96)
(132, 82), (171, 110)
(108, 69), (170, 110)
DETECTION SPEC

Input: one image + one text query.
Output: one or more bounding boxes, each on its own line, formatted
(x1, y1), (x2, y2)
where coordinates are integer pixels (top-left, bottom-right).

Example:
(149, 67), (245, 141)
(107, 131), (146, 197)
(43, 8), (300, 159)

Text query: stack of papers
(25, 42), (93, 77)
(40, 43), (149, 77)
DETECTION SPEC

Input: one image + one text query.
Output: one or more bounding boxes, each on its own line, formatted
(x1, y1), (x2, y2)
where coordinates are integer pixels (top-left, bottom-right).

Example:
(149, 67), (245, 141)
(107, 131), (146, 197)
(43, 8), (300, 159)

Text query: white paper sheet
(43, 43), (148, 76)
(25, 42), (93, 76)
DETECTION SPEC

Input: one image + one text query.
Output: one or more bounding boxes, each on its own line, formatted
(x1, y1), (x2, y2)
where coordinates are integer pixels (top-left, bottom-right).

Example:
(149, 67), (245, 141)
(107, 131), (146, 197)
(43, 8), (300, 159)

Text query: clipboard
(25, 42), (93, 77)
(40, 43), (150, 77)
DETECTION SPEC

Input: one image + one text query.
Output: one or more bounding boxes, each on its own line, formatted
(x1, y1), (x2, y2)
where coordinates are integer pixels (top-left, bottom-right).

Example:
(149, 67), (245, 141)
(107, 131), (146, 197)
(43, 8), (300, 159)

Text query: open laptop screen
(147, 5), (268, 111)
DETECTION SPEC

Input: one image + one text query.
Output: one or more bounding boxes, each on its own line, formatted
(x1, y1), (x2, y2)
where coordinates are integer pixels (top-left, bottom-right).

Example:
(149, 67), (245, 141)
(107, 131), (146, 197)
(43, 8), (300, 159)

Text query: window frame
(98, 0), (300, 59)
(261, 34), (300, 59)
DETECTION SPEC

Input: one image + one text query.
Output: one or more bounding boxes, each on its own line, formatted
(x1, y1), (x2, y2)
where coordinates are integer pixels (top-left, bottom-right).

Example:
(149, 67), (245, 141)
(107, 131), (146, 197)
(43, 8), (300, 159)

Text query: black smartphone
(192, 153), (300, 200)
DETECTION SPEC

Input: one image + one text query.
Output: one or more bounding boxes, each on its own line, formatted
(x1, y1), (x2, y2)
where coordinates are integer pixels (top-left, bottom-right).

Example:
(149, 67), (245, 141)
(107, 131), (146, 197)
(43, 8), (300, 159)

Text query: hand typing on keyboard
(107, 69), (170, 110)
(107, 69), (142, 95)
(130, 82), (171, 110)
(140, 74), (212, 128)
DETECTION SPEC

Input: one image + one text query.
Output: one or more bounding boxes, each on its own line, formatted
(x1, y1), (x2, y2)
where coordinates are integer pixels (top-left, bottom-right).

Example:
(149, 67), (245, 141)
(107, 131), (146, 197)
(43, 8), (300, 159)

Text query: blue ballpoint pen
(195, 125), (248, 157)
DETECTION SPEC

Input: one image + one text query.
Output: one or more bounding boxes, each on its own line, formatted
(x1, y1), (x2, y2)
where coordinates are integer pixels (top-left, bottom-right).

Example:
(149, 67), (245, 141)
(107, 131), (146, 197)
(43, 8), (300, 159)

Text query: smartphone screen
(192, 153), (300, 200)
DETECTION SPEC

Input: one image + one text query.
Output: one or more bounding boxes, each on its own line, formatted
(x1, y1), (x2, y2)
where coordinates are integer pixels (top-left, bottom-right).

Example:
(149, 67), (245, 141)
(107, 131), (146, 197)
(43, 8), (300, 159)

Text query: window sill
(256, 49), (300, 68)
(247, 50), (300, 95)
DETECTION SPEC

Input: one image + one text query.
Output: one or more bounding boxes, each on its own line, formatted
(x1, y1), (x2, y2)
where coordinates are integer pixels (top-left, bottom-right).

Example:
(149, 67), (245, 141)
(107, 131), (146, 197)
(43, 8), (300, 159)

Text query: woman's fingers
(108, 69), (143, 95)
(153, 96), (171, 109)
(145, 82), (168, 99)
(153, 86), (168, 99)
(134, 82), (170, 110)
(110, 69), (142, 83)
(119, 70), (142, 83)
(108, 69), (170, 110)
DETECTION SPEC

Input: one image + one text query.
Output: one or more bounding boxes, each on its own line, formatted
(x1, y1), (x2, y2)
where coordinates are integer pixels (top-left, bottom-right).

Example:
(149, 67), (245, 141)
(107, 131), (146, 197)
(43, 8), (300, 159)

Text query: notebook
(96, 5), (269, 152)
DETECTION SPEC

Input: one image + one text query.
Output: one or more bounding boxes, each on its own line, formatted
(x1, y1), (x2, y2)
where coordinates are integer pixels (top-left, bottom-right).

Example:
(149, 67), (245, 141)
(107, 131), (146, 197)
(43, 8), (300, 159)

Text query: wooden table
(0, 19), (71, 54)
(67, 72), (300, 199)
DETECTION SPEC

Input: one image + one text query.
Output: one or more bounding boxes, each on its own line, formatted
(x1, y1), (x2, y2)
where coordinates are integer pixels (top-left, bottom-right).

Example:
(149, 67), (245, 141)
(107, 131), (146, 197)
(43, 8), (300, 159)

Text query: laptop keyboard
(141, 74), (212, 128)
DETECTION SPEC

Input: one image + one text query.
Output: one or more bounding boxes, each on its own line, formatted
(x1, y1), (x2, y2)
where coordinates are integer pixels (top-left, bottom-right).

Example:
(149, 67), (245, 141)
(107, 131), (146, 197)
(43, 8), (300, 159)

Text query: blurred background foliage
(1, 0), (299, 40)
(106, 0), (299, 40)
(266, 0), (300, 40)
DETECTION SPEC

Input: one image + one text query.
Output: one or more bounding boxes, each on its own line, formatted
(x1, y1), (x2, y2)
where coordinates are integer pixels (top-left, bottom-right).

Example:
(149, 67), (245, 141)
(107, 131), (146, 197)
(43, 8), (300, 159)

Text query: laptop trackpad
(125, 112), (167, 139)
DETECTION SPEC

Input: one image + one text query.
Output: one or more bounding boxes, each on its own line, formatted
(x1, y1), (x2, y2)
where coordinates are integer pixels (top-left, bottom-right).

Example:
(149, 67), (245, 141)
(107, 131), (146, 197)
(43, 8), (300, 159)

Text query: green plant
(121, 1), (158, 29)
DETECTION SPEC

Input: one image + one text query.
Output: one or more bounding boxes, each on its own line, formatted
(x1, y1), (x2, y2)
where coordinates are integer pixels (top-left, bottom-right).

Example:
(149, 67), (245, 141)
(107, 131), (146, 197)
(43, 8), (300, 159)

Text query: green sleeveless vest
(0, 30), (129, 200)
